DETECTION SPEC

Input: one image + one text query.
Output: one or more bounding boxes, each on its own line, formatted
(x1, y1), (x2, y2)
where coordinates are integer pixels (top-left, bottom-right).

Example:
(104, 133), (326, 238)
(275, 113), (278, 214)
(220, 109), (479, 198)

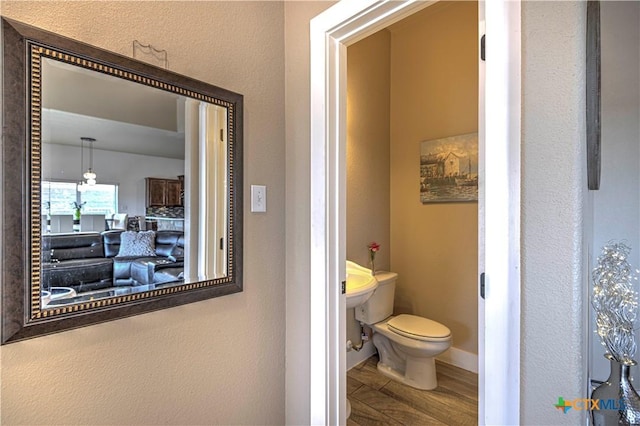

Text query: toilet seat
(387, 314), (451, 342)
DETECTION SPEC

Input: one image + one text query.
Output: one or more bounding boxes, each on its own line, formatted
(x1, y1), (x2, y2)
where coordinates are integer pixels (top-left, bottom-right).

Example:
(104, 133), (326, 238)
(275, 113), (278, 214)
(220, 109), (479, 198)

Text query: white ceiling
(42, 57), (186, 160)
(43, 109), (185, 160)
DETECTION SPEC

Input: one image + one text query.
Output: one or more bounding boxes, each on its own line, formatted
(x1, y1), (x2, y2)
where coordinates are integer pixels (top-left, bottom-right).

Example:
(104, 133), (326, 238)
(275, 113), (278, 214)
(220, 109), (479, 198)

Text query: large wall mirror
(1, 18), (243, 343)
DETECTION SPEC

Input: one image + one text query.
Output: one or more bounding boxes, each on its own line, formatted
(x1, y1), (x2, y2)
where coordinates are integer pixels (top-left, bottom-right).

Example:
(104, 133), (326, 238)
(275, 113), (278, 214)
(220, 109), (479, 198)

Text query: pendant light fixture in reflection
(81, 137), (97, 186)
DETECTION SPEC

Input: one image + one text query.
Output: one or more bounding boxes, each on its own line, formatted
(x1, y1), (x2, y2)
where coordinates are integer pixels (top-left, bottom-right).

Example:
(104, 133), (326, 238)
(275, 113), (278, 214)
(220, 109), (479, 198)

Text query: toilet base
(376, 355), (438, 390)
(372, 329), (443, 390)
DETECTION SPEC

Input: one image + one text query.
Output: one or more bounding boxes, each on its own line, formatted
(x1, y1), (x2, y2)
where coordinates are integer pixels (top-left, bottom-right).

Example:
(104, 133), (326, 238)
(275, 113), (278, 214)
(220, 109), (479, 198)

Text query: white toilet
(355, 270), (452, 390)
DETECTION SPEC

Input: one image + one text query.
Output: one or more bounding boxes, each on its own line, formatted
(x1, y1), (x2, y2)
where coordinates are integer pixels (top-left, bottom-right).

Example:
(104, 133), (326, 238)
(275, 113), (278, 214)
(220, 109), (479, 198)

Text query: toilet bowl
(371, 314), (451, 390)
(354, 266), (452, 390)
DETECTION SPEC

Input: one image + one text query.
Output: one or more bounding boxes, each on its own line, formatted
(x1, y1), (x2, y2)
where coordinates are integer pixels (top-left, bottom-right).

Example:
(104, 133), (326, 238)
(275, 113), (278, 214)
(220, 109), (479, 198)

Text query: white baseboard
(346, 341), (376, 371)
(437, 346), (478, 373)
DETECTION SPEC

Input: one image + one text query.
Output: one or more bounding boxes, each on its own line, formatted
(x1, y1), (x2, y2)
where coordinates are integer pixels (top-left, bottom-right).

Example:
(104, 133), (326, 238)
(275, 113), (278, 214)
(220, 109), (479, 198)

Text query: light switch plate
(251, 185), (267, 212)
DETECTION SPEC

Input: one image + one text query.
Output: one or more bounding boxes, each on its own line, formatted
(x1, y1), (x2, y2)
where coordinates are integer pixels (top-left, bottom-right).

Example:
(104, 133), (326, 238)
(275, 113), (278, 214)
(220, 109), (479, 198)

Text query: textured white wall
(521, 1), (587, 424)
(1, 1), (605, 423)
(591, 1), (640, 381)
(1, 1), (286, 424)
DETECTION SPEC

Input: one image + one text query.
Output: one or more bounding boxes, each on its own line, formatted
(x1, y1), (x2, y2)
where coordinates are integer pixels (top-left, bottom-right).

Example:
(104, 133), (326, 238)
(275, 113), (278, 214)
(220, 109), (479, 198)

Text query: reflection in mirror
(1, 17), (243, 343)
(39, 57), (230, 310)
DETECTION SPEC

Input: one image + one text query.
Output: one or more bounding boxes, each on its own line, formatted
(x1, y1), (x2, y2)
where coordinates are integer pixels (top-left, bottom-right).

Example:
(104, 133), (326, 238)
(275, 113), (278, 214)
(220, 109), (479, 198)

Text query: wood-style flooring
(347, 355), (478, 426)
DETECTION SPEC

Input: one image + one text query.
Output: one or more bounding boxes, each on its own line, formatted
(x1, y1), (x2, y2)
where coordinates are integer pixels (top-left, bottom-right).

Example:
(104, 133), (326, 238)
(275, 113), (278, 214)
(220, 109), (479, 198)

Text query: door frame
(309, 0), (521, 424)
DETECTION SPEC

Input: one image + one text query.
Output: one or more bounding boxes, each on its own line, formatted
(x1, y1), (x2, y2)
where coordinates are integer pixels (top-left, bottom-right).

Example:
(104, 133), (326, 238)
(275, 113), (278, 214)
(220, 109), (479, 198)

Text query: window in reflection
(41, 181), (119, 233)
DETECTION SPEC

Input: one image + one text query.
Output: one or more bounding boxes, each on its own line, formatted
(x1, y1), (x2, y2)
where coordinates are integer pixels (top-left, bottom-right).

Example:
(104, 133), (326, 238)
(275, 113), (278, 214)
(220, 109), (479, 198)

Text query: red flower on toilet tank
(368, 242), (380, 275)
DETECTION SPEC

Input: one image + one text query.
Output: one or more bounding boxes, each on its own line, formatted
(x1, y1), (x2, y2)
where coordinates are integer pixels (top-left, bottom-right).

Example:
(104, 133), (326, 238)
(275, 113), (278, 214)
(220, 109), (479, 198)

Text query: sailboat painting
(419, 133), (478, 203)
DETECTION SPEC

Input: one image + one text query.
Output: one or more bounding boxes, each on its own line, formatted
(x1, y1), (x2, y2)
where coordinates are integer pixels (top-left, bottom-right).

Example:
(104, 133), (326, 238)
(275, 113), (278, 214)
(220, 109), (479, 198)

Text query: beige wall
(345, 29), (391, 354)
(1, 2), (286, 424)
(389, 2), (478, 355)
(344, 3), (479, 359)
(346, 30), (391, 271)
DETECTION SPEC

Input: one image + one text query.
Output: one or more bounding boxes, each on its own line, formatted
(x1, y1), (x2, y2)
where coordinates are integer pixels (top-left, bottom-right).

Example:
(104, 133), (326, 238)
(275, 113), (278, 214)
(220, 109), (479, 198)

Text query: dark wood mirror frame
(1, 17), (243, 344)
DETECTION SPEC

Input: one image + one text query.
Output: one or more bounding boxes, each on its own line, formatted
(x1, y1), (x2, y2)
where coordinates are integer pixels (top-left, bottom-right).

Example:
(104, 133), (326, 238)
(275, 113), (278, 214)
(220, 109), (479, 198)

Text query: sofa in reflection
(42, 230), (185, 293)
(103, 230), (184, 286)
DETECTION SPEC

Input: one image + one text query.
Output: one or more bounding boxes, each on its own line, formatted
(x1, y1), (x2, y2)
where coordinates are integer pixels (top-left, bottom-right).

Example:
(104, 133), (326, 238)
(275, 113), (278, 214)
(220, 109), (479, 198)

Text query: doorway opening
(344, 4), (480, 421)
(309, 1), (521, 424)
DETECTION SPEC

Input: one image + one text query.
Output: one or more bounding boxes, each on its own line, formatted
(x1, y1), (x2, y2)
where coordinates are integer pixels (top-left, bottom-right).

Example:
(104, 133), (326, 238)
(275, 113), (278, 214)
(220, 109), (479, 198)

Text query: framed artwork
(420, 133), (478, 203)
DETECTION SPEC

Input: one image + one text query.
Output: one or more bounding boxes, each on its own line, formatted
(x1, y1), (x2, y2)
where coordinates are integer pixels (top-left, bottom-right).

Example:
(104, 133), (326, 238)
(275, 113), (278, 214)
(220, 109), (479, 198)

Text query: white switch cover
(251, 185), (267, 212)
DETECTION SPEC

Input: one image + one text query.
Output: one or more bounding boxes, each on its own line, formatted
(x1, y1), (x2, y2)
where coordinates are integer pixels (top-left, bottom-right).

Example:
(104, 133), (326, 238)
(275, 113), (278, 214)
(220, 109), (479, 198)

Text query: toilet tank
(355, 271), (397, 324)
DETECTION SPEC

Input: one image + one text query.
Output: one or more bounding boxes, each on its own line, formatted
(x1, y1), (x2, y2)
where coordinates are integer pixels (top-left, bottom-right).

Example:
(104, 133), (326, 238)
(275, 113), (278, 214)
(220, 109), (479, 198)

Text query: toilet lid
(387, 314), (451, 341)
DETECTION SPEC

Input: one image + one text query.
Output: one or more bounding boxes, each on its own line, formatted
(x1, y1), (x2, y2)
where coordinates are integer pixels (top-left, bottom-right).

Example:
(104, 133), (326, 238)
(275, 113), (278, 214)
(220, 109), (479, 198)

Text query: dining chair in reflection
(110, 213), (128, 230)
